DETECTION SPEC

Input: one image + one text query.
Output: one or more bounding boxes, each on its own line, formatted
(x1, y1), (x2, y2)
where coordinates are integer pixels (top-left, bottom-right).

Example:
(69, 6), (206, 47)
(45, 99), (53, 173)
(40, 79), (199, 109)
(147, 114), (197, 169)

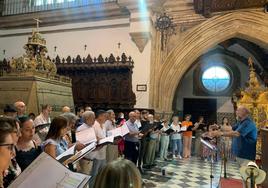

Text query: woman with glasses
(42, 116), (69, 158)
(16, 116), (42, 171)
(0, 118), (15, 188)
(0, 117), (21, 187)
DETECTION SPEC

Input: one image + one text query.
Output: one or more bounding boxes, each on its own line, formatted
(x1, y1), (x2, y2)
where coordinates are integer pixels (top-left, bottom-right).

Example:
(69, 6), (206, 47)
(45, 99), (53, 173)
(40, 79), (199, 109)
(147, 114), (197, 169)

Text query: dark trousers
(124, 140), (139, 165)
(138, 137), (148, 167)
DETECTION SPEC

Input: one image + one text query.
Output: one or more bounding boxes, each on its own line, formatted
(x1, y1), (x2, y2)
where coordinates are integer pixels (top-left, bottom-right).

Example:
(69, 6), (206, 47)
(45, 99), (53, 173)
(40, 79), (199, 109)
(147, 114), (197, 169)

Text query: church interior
(0, 0), (268, 188)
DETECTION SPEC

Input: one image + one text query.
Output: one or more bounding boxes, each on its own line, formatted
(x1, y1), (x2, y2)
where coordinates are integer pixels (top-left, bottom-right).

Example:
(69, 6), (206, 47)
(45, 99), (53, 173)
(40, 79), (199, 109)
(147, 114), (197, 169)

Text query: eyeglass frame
(0, 143), (15, 151)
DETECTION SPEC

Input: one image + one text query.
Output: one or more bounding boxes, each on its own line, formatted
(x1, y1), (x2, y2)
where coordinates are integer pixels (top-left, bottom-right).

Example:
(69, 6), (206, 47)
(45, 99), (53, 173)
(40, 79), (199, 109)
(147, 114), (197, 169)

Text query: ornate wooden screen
(55, 53), (136, 110)
(194, 0), (267, 17)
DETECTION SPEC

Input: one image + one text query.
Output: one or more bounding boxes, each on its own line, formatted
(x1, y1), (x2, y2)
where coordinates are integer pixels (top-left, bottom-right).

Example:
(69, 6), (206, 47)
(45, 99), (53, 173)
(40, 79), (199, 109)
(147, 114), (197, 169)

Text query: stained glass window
(35, 0), (75, 6)
(202, 66), (231, 92)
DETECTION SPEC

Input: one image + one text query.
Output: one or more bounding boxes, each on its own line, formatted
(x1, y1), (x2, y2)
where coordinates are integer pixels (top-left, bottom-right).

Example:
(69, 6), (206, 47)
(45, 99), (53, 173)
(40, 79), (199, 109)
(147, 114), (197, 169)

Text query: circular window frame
(201, 66), (232, 93)
(199, 64), (234, 95)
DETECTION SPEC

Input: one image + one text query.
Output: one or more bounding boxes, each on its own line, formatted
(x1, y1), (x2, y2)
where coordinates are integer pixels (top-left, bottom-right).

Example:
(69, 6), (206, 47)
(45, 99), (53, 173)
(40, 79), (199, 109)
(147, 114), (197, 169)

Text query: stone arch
(153, 11), (268, 113)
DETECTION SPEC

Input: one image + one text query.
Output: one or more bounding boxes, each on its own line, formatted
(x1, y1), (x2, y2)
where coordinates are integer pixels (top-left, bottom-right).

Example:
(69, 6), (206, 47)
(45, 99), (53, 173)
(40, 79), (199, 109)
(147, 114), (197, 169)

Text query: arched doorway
(150, 11), (268, 115)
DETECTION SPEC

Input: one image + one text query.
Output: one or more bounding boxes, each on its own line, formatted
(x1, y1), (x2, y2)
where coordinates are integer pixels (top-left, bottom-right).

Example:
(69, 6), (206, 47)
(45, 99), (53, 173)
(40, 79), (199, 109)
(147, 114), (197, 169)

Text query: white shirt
(76, 123), (96, 159)
(135, 119), (142, 129)
(77, 122), (93, 132)
(170, 122), (182, 140)
(89, 120), (107, 160)
(104, 120), (116, 135)
(34, 113), (51, 127)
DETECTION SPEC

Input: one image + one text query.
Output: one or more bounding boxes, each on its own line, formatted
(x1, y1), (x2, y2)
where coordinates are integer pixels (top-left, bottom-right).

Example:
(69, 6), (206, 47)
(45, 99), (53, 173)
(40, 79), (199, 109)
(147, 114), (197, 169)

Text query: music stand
(201, 138), (218, 188)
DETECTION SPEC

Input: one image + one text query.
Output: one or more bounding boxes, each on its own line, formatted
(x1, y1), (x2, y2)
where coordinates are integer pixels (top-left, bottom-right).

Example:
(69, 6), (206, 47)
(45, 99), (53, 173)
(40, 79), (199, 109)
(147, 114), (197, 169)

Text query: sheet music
(107, 128), (121, 137)
(9, 152), (90, 188)
(98, 135), (114, 145)
(200, 138), (217, 151)
(71, 142), (97, 164)
(180, 126), (187, 131)
(56, 144), (76, 161)
(76, 128), (97, 145)
(107, 125), (129, 137)
(120, 124), (129, 136)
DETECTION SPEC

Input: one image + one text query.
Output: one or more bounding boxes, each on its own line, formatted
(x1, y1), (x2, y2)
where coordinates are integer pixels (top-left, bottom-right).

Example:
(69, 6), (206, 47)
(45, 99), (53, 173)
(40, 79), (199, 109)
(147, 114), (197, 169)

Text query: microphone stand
(250, 169), (255, 188)
(223, 141), (227, 178)
(210, 150), (216, 188)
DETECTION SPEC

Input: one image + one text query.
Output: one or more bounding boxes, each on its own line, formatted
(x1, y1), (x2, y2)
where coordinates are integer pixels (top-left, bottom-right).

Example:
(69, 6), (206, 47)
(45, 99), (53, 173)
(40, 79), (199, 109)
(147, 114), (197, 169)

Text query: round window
(201, 66), (231, 93)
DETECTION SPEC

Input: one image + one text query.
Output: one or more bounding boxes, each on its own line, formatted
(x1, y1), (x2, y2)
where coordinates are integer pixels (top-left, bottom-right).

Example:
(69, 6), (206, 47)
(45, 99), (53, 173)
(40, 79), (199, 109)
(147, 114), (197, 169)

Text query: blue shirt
(232, 117), (257, 160)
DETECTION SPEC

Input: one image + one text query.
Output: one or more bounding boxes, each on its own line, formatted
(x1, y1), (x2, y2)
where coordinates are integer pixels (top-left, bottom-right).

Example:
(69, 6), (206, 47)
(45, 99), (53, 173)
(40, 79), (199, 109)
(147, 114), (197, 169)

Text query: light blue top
(42, 138), (68, 157)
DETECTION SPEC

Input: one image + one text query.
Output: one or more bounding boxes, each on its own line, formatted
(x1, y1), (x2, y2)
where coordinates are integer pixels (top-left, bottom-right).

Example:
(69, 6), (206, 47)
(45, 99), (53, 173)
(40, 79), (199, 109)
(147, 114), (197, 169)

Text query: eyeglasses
(0, 143), (15, 151)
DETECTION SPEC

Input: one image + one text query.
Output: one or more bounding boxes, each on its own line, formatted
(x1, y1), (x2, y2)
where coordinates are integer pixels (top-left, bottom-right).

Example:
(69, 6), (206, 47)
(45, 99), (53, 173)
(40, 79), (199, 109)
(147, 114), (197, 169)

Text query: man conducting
(211, 106), (257, 166)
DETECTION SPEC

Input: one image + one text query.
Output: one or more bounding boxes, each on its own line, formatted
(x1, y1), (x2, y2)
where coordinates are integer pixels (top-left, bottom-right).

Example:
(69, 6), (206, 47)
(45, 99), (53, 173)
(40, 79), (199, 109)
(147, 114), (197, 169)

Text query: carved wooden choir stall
(194, 0), (267, 17)
(55, 53), (136, 110)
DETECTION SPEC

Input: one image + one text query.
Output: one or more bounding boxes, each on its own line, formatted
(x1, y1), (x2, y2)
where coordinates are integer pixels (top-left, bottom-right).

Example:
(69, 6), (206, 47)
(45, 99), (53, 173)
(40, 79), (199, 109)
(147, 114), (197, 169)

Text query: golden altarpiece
(232, 57), (268, 158)
(0, 23), (74, 116)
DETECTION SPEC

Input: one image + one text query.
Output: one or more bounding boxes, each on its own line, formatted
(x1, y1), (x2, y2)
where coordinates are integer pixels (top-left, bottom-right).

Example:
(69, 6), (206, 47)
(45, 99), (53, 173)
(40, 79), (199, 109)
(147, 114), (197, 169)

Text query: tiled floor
(142, 157), (242, 188)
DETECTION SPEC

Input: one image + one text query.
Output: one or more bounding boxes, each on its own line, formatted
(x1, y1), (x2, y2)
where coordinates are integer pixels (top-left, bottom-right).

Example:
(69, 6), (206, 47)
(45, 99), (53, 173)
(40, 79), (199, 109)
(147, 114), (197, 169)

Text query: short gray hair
(82, 111), (95, 121)
(60, 112), (78, 123)
(106, 109), (114, 115)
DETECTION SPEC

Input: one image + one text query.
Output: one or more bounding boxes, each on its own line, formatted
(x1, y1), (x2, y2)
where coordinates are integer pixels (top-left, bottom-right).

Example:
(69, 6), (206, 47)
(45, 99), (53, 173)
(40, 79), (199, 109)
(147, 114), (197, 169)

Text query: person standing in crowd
(211, 106), (257, 166)
(134, 110), (142, 129)
(105, 109), (119, 163)
(0, 120), (14, 188)
(202, 124), (218, 162)
(16, 116), (41, 171)
(182, 114), (193, 158)
(33, 104), (52, 144)
(60, 112), (80, 146)
(85, 106), (92, 111)
(116, 112), (126, 157)
(42, 116), (69, 158)
(34, 104), (52, 126)
(159, 119), (170, 160)
(137, 110), (149, 173)
(76, 111), (96, 174)
(93, 158), (143, 188)
(2, 105), (17, 118)
(219, 117), (233, 160)
(154, 114), (162, 158)
(192, 116), (206, 158)
(28, 113), (35, 121)
(90, 110), (108, 177)
(170, 116), (182, 159)
(62, 106), (71, 113)
(144, 114), (158, 168)
(76, 107), (85, 128)
(124, 111), (142, 165)
(0, 117), (21, 187)
(14, 101), (26, 118)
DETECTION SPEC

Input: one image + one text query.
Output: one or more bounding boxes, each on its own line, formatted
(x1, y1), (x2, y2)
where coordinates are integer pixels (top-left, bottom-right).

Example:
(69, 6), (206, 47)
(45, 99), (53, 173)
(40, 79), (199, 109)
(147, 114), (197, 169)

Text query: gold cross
(33, 18), (42, 31)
